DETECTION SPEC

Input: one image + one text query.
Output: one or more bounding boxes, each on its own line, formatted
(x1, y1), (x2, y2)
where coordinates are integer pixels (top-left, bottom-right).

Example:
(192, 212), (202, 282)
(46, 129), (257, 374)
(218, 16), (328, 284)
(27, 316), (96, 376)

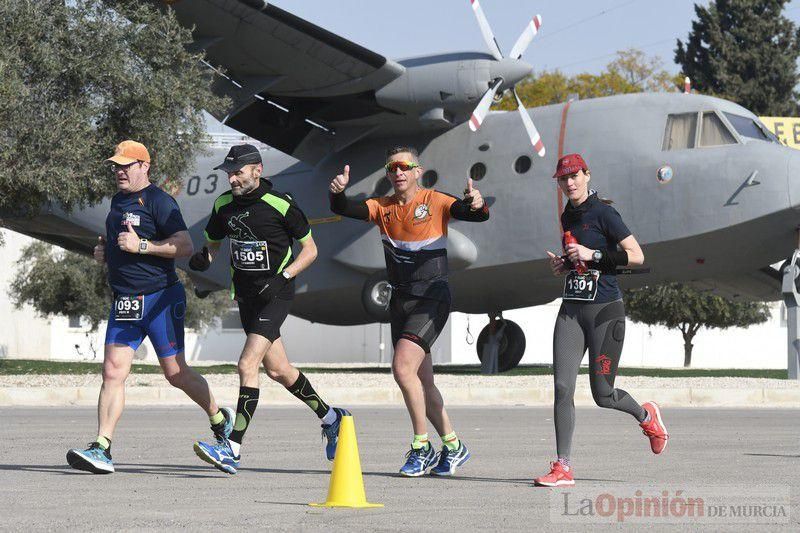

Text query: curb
(1, 386), (798, 407)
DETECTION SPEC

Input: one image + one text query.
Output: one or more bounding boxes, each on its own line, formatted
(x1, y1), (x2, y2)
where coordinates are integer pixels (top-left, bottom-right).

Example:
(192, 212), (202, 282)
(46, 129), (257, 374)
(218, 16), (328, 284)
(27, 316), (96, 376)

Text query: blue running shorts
(104, 282), (186, 358)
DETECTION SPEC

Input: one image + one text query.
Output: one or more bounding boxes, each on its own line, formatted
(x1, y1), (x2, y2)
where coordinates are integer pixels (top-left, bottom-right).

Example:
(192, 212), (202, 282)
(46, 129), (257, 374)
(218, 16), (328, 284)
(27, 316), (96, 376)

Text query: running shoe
(194, 437), (239, 474)
(533, 461), (575, 487)
(211, 406), (235, 440)
(399, 443), (438, 477)
(321, 407), (351, 461)
(430, 441), (471, 476)
(640, 401), (669, 454)
(66, 442), (114, 474)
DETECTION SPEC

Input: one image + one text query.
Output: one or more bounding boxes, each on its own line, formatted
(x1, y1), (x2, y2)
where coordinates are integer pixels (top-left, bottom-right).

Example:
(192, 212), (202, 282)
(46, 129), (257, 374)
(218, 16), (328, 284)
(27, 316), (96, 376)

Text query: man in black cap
(189, 144), (349, 474)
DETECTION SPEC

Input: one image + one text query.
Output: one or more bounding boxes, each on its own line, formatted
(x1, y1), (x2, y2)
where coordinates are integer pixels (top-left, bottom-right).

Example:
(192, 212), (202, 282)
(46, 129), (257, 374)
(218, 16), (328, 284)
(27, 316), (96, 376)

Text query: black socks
(286, 372), (330, 418)
(229, 386), (260, 445)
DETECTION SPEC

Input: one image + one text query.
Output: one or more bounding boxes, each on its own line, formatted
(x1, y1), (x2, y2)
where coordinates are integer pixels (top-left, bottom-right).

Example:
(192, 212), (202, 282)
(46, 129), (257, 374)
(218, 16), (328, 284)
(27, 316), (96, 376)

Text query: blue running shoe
(321, 407), (351, 461)
(193, 438), (239, 474)
(430, 442), (470, 476)
(66, 442), (114, 474)
(399, 443), (438, 477)
(212, 406), (235, 440)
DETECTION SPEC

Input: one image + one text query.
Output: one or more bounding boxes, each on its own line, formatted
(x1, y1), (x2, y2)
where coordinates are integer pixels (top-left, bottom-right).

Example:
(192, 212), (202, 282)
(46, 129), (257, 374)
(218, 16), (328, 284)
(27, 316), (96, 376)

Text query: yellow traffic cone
(310, 415), (383, 508)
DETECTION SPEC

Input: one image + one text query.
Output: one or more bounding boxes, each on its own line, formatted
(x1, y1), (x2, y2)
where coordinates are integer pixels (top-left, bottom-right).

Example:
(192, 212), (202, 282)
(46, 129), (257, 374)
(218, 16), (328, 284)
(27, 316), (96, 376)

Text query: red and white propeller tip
(469, 78), (503, 132)
(509, 15), (542, 60)
(514, 89), (545, 157)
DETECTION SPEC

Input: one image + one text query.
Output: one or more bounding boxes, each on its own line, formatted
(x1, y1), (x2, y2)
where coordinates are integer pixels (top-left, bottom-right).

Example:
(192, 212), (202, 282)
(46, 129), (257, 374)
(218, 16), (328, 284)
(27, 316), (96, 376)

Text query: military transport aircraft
(3, 0), (798, 371)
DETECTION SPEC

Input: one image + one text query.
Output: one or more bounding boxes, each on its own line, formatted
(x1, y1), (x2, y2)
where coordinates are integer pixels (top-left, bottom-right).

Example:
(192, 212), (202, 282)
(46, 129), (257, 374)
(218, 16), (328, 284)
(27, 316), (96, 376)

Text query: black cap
(213, 144), (262, 173)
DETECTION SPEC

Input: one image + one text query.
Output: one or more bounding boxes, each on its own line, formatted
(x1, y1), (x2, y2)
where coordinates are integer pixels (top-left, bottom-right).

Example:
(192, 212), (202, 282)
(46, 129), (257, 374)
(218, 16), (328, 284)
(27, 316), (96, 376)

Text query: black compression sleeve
(449, 199), (489, 222)
(329, 192), (369, 220)
(596, 249), (629, 270)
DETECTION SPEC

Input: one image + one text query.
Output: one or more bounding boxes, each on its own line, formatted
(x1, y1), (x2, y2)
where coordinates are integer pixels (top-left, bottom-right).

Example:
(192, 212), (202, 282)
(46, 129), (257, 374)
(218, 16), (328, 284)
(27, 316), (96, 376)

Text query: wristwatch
(281, 270), (293, 280)
(138, 239), (149, 254)
(592, 249), (603, 262)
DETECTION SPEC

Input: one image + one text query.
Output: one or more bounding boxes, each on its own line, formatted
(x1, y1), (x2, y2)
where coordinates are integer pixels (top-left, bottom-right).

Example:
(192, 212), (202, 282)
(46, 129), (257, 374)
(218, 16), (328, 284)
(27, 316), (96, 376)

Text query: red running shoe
(533, 461), (575, 487)
(640, 401), (669, 454)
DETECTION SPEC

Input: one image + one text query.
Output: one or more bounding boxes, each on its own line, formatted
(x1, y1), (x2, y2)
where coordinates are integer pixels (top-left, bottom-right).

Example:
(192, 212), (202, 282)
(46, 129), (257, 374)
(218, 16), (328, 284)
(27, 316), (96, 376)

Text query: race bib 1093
(114, 294), (144, 321)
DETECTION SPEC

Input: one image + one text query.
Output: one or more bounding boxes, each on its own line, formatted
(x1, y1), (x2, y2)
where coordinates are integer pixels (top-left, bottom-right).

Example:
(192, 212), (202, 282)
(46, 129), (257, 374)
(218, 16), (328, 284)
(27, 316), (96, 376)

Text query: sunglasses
(110, 161), (139, 173)
(385, 161), (420, 173)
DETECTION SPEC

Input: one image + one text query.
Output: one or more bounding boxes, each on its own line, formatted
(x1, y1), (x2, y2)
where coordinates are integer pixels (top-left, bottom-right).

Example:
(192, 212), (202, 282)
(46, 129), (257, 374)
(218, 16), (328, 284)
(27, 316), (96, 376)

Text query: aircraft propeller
(468, 0), (545, 157)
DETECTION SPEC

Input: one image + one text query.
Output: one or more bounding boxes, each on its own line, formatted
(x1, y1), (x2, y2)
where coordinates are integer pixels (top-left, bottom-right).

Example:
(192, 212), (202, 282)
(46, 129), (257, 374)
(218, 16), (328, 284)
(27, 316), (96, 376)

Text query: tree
(9, 241), (231, 333)
(0, 0), (227, 217)
(496, 49), (681, 110)
(606, 49), (680, 93)
(675, 0), (800, 115)
(625, 283), (772, 367)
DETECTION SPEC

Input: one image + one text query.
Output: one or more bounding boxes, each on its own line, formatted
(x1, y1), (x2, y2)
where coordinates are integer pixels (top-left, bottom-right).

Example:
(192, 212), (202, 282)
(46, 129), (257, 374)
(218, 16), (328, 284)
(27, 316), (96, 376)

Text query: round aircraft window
(421, 170), (439, 188)
(514, 155), (532, 174)
(374, 178), (392, 196)
(657, 165), (673, 184)
(470, 162), (487, 181)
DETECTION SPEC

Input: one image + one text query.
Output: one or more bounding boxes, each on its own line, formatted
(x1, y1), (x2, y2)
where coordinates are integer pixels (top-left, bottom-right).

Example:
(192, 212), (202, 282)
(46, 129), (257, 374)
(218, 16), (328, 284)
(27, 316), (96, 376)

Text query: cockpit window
(662, 113), (697, 150)
(699, 112), (736, 147)
(724, 112), (779, 143)
(758, 120), (781, 143)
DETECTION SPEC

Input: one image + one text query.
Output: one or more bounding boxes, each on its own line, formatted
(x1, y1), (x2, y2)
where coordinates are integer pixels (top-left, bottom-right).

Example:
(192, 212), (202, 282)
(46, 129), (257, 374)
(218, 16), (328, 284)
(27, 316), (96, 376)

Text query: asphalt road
(3, 406), (799, 531)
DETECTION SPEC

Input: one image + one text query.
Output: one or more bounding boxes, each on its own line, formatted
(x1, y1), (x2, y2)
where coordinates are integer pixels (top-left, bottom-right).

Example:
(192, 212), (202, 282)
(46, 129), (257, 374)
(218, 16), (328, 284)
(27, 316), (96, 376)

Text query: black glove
(189, 246), (211, 271)
(256, 273), (290, 303)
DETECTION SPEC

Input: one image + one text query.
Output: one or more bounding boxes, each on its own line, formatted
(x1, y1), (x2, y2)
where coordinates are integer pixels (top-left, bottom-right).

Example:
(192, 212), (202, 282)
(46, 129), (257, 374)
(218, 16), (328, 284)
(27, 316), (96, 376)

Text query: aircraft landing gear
(781, 250), (800, 380)
(476, 313), (526, 373)
(361, 271), (391, 323)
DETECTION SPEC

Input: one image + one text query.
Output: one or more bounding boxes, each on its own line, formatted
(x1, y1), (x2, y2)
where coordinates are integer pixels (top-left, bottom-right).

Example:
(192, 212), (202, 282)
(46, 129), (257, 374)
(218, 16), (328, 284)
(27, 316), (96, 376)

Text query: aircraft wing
(159, 0), (406, 162)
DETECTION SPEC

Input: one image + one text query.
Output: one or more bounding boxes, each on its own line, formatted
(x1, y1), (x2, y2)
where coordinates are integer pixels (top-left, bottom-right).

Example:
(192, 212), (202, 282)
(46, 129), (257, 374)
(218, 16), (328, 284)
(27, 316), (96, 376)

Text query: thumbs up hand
(464, 177), (484, 211)
(94, 235), (106, 264)
(117, 220), (141, 254)
(329, 164), (350, 194)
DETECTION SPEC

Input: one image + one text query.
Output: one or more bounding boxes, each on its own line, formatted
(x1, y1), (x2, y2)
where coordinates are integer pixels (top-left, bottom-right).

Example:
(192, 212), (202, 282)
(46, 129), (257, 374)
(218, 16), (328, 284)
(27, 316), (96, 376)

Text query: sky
(266, 0), (800, 76)
(209, 0), (800, 133)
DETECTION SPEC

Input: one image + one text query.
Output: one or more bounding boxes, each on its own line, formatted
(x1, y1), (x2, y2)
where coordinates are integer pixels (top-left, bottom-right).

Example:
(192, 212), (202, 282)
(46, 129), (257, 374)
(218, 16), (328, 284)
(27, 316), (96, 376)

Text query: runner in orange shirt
(329, 146), (489, 476)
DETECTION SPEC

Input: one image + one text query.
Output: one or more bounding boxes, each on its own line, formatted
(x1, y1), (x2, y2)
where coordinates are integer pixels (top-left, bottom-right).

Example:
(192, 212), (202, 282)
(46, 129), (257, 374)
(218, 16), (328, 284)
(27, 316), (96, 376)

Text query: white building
(0, 227), (789, 369)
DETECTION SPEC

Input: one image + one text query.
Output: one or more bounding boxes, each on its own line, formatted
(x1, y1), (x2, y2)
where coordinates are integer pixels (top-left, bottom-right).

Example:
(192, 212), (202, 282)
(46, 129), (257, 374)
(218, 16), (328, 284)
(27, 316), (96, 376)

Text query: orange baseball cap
(106, 140), (150, 165)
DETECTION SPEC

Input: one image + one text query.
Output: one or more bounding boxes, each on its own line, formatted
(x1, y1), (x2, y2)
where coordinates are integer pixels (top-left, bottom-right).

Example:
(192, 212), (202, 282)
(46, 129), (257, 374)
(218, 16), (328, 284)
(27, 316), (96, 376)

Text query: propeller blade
(470, 0), (503, 61)
(509, 14), (542, 59)
(469, 79), (503, 132)
(514, 89), (545, 157)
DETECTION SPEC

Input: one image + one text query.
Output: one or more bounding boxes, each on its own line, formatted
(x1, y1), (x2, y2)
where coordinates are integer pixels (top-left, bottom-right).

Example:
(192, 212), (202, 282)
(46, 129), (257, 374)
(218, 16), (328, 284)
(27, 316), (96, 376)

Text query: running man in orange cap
(66, 140), (233, 474)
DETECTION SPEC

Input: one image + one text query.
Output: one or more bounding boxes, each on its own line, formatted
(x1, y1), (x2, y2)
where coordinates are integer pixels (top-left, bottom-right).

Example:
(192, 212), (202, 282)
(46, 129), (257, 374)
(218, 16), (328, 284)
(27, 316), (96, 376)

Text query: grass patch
(0, 359), (788, 379)
(0, 359), (237, 375)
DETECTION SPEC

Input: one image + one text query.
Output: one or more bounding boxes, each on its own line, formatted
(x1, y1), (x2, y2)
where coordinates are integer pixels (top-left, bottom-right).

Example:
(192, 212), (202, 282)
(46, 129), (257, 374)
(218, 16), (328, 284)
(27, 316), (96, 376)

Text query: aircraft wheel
(361, 272), (392, 323)
(194, 288), (212, 299)
(476, 319), (526, 372)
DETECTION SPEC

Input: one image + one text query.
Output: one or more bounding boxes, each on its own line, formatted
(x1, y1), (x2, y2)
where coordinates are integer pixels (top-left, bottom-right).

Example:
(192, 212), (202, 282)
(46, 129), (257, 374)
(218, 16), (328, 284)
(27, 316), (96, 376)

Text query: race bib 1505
(230, 239), (270, 271)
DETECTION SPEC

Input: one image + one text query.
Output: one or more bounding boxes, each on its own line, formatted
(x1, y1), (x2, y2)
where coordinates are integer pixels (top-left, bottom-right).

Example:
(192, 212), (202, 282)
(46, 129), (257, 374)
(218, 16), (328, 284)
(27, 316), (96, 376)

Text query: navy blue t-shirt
(561, 192), (632, 303)
(105, 183), (187, 295)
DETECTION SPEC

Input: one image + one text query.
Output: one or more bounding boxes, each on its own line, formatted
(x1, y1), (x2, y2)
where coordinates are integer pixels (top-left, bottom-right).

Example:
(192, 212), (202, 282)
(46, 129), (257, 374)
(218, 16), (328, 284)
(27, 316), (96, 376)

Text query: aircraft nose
(491, 58), (533, 90)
